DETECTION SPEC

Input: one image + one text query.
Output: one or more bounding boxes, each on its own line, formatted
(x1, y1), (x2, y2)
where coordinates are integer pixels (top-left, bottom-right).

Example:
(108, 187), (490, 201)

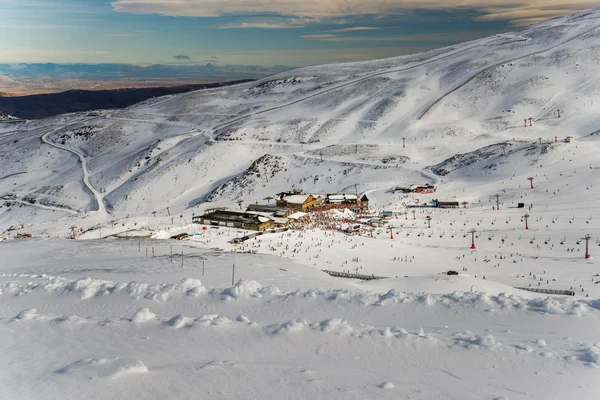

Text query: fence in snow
(321, 269), (387, 281)
(514, 287), (575, 296)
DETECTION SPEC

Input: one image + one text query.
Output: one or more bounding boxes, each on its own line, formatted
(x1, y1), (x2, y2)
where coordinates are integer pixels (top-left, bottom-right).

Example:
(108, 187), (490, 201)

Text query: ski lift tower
(469, 228), (477, 249)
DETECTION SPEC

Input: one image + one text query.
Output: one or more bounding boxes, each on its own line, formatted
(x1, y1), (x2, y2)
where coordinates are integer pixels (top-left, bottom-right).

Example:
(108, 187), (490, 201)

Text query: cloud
(107, 33), (138, 37)
(219, 22), (304, 29)
(301, 31), (502, 42)
(1, 47), (112, 58)
(110, 0), (598, 26)
(328, 26), (380, 32)
(203, 56), (220, 63)
(302, 34), (337, 39)
(218, 16), (313, 29)
(173, 55), (191, 60)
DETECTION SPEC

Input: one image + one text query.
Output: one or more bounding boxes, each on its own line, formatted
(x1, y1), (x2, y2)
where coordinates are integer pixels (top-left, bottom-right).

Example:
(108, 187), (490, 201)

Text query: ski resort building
(327, 194), (358, 204)
(276, 194), (322, 213)
(435, 200), (460, 208)
(246, 204), (291, 217)
(245, 205), (291, 227)
(360, 194), (369, 209)
(394, 184), (436, 194)
(193, 211), (274, 231)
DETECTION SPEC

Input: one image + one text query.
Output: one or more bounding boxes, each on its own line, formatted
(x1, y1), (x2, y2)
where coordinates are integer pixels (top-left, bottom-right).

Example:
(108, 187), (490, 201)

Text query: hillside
(0, 8), (599, 238)
(0, 80), (252, 119)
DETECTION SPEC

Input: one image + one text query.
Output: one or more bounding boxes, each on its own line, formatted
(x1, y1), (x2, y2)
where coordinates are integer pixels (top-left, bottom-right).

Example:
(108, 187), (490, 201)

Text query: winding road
(41, 126), (107, 215)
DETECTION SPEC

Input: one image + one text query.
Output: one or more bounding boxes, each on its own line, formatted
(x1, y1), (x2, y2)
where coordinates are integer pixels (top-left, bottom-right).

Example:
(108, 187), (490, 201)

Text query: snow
(282, 194), (310, 204)
(287, 211), (307, 219)
(131, 307), (156, 323)
(55, 357), (149, 379)
(2, 240), (600, 399)
(2, 8), (600, 399)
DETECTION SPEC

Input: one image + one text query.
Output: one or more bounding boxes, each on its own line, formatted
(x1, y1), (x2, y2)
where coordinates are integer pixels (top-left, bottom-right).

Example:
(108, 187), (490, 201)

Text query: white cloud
(110, 0), (598, 26)
(1, 48), (112, 58)
(219, 22), (304, 29)
(302, 34), (337, 39)
(301, 31), (502, 42)
(328, 26), (380, 32)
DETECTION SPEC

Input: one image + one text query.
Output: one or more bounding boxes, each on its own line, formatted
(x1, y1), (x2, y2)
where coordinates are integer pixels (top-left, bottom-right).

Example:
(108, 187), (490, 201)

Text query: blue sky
(0, 0), (596, 66)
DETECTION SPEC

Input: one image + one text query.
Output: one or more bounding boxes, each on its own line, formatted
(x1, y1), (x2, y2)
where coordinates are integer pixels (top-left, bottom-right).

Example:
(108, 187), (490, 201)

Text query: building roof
(195, 210), (270, 225)
(360, 194), (369, 201)
(245, 211), (273, 218)
(246, 204), (289, 213)
(283, 194), (311, 204)
(328, 194), (358, 201)
(288, 212), (308, 220)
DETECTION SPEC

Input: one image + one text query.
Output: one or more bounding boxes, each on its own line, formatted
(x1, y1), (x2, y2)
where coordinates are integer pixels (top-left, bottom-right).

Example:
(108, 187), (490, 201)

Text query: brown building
(360, 194), (369, 209)
(276, 194), (322, 213)
(193, 211), (274, 231)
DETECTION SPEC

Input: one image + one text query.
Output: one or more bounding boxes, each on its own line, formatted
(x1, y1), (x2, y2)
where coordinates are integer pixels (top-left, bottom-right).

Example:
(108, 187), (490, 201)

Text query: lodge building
(192, 210), (274, 231)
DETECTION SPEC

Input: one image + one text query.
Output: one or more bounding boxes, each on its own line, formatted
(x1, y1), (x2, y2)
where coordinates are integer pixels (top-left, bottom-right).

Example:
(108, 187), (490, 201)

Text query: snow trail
(41, 126), (107, 215)
(418, 22), (600, 120)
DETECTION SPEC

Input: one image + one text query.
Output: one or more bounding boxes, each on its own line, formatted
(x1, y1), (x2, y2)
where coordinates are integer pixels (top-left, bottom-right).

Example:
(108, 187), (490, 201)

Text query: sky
(0, 0), (597, 67)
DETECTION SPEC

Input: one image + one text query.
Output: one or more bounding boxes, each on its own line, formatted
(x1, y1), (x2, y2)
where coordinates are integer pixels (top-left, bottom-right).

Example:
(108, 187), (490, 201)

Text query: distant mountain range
(0, 63), (293, 81)
(0, 81), (252, 119)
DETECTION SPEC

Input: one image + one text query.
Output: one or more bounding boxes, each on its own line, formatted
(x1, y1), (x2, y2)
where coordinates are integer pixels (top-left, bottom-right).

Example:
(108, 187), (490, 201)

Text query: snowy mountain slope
(3, 10), (600, 225)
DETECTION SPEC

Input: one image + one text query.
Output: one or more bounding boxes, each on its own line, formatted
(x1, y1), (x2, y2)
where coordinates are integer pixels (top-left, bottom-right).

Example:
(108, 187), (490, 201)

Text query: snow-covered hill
(2, 10), (600, 224)
(3, 9), (600, 400)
